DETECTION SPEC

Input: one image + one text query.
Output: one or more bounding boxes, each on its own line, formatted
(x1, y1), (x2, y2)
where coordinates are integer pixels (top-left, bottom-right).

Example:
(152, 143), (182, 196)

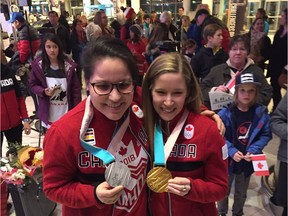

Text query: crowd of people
(1, 4), (287, 216)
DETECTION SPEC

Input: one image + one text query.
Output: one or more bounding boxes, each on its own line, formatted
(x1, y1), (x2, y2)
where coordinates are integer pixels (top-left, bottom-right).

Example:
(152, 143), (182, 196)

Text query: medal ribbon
(153, 110), (189, 166)
(79, 96), (129, 165)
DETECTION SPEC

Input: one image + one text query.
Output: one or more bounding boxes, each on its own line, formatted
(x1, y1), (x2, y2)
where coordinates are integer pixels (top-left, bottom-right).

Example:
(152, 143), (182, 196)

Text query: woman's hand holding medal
(95, 182), (124, 205)
(166, 177), (191, 196)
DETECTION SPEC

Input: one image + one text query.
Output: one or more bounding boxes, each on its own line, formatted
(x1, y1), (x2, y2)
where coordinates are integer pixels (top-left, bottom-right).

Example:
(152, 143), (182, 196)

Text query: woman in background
(70, 19), (88, 86)
(267, 8), (287, 110)
(94, 11), (115, 37)
(29, 33), (81, 130)
(126, 24), (147, 85)
(245, 18), (271, 71)
(145, 23), (170, 64)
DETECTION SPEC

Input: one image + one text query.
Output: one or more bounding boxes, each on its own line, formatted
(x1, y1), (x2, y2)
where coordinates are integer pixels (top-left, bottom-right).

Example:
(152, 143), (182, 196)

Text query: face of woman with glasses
(88, 57), (134, 121)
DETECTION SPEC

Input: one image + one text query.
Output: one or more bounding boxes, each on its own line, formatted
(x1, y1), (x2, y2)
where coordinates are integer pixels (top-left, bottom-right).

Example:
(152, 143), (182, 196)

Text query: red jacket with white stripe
(1, 63), (29, 131)
(43, 88), (149, 216)
(150, 110), (228, 216)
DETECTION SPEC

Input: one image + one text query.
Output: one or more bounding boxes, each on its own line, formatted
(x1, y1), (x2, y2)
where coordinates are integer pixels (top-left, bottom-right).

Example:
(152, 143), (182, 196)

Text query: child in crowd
(143, 14), (151, 39)
(217, 73), (272, 216)
(29, 33), (81, 130)
(190, 23), (228, 81)
(181, 39), (197, 62)
(126, 24), (147, 85)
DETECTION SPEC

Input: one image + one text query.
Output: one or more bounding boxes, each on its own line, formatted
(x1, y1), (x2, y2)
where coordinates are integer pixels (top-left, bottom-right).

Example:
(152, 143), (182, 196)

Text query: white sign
(209, 91), (233, 111)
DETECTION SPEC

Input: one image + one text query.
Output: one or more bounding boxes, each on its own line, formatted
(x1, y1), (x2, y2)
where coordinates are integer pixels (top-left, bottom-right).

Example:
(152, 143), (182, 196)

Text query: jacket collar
(226, 58), (254, 72)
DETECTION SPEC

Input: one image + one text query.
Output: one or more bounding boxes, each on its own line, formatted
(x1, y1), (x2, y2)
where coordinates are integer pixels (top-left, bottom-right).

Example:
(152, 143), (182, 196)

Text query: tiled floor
(2, 96), (284, 216)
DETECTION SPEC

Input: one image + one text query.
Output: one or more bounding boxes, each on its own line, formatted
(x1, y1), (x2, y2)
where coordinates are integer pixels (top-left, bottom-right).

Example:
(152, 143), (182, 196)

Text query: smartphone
(54, 84), (61, 89)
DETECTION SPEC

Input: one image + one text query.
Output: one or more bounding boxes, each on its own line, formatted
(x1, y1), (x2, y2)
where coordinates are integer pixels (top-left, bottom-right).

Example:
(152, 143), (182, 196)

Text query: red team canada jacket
(43, 89), (149, 216)
(150, 110), (228, 216)
(1, 64), (29, 131)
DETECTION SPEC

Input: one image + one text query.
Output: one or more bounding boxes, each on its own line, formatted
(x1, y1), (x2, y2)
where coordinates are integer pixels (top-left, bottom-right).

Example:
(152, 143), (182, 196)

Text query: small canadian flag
(251, 154), (269, 176)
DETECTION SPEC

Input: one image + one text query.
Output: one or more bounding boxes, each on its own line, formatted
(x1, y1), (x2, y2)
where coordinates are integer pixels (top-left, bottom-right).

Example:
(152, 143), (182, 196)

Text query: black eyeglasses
(90, 81), (135, 96)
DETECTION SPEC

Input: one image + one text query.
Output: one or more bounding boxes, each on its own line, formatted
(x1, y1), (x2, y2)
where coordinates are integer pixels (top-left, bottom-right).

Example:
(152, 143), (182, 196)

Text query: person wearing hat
(120, 7), (136, 41)
(126, 24), (147, 85)
(216, 72), (272, 216)
(8, 12), (41, 115)
(8, 12), (41, 64)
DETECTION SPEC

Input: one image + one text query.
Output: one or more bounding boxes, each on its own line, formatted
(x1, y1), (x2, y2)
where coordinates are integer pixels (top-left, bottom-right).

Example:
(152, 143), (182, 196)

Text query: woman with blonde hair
(142, 52), (228, 215)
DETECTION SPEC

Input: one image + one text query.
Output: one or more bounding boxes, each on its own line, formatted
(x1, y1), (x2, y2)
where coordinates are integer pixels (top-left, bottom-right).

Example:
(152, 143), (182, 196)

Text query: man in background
(43, 11), (71, 54)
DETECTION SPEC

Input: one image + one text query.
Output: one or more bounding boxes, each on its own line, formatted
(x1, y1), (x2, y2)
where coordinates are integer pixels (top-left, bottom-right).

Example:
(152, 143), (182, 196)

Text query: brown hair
(142, 52), (202, 160)
(203, 23), (222, 42)
(234, 84), (260, 107)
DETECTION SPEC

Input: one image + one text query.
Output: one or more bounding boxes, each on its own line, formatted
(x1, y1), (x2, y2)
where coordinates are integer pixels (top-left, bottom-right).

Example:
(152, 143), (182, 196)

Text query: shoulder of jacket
(211, 63), (228, 72)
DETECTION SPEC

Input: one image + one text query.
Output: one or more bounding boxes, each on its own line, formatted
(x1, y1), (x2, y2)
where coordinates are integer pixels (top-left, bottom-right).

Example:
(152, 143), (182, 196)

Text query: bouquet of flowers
(0, 143), (44, 185)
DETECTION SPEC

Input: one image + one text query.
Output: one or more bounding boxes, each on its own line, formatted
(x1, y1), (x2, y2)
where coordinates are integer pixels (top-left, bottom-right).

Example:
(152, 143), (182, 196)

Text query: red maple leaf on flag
(133, 106), (139, 112)
(257, 162), (264, 169)
(186, 126), (193, 131)
(119, 147), (127, 156)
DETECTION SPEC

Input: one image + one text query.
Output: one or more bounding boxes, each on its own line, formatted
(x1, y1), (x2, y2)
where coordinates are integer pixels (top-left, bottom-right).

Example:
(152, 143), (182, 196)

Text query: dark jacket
(191, 47), (228, 80)
(187, 23), (202, 53)
(42, 22), (71, 54)
(29, 57), (81, 124)
(69, 31), (87, 65)
(267, 29), (287, 79)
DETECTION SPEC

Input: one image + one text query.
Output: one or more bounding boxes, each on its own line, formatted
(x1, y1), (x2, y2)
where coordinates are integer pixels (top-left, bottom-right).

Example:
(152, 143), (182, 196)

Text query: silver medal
(105, 162), (131, 188)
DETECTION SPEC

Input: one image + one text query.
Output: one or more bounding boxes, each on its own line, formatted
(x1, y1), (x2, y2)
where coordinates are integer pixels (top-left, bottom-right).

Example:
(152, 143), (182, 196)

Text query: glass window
(140, 0), (182, 16)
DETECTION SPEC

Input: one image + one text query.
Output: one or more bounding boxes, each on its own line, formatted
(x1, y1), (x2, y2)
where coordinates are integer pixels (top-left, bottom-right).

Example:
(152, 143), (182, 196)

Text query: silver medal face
(105, 162), (131, 188)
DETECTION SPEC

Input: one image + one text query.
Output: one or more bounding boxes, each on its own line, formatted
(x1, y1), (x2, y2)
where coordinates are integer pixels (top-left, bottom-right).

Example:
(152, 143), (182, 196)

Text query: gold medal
(146, 167), (172, 193)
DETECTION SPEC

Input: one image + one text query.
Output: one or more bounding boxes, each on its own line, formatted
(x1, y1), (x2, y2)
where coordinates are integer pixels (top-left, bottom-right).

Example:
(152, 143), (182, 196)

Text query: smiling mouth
(106, 103), (122, 108)
(161, 108), (175, 113)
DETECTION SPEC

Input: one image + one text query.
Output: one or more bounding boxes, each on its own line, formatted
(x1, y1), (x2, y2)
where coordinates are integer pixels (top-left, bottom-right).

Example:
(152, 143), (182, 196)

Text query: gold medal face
(146, 167), (172, 193)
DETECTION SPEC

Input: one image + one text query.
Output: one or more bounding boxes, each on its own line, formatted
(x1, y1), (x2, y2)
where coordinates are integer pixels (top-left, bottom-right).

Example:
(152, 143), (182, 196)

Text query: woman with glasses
(42, 37), (149, 216)
(29, 33), (81, 130)
(200, 34), (272, 110)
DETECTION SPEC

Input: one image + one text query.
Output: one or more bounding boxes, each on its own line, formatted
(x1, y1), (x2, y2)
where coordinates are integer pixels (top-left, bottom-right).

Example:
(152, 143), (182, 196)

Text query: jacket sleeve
(247, 109), (272, 154)
(190, 55), (200, 78)
(65, 28), (71, 54)
(252, 66), (272, 106)
(270, 94), (287, 140)
(260, 36), (271, 62)
(120, 25), (127, 41)
(43, 125), (105, 209)
(29, 63), (47, 98)
(186, 122), (228, 203)
(16, 97), (29, 119)
(218, 108), (238, 158)
(13, 75), (29, 119)
(70, 67), (82, 109)
(200, 68), (220, 109)
(17, 40), (31, 64)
